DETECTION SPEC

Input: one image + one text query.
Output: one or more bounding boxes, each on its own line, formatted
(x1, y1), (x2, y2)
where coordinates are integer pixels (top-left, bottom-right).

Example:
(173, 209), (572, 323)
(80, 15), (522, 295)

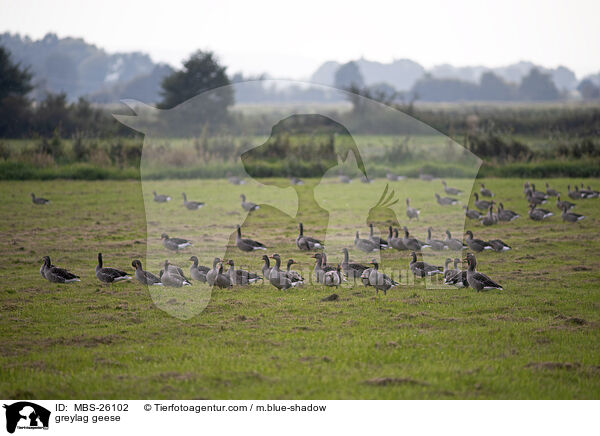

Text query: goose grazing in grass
(96, 253), (131, 284)
(206, 258), (231, 288)
(426, 227), (447, 251)
(561, 206), (585, 223)
(296, 223), (324, 250)
(556, 194), (575, 211)
(339, 175), (352, 183)
(545, 183), (559, 197)
(31, 193), (49, 205)
(444, 230), (465, 251)
(528, 204), (553, 221)
(40, 256), (80, 283)
(182, 193), (204, 210)
(579, 184), (599, 199)
(409, 251), (442, 278)
(465, 253), (503, 292)
(405, 198), (420, 220)
(161, 233), (192, 252)
(402, 226), (431, 251)
(567, 185), (582, 200)
(284, 259), (304, 284)
(228, 175), (245, 185)
(290, 177), (304, 185)
(442, 180), (462, 195)
(369, 223), (389, 250)
(473, 193), (493, 211)
(443, 258), (457, 280)
(269, 254), (300, 290)
(497, 203), (520, 222)
(465, 230), (492, 252)
(529, 184), (548, 202)
(479, 183), (494, 198)
(463, 205), (482, 220)
(488, 239), (511, 252)
(153, 191), (171, 202)
(480, 206), (498, 226)
(226, 259), (262, 285)
(261, 255), (273, 280)
(523, 181), (530, 194)
(341, 248), (369, 281)
(131, 260), (162, 286)
(435, 193), (458, 206)
(354, 231), (379, 253)
(362, 259), (398, 296)
(444, 258), (468, 288)
(526, 190), (547, 206)
(240, 194), (259, 212)
(188, 256), (210, 282)
(235, 225), (266, 252)
(160, 260), (191, 287)
(389, 227), (407, 251)
(323, 265), (343, 288)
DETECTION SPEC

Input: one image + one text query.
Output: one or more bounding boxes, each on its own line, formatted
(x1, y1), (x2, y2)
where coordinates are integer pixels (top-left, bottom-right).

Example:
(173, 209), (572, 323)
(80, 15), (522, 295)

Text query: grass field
(0, 177), (599, 399)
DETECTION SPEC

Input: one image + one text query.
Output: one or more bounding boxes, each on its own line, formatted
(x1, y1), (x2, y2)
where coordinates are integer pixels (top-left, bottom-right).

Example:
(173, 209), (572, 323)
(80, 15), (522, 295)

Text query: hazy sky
(1, 0), (599, 78)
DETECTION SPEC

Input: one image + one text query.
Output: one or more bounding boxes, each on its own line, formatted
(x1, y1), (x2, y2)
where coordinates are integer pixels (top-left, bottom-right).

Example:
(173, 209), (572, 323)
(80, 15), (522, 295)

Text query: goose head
(42, 255), (51, 267)
(160, 233), (169, 240)
(409, 251), (418, 262)
(465, 230), (474, 239)
(132, 260), (142, 270)
(240, 194), (246, 202)
(465, 253), (476, 269)
(474, 193), (479, 200)
(189, 256), (199, 264)
(369, 259), (379, 269)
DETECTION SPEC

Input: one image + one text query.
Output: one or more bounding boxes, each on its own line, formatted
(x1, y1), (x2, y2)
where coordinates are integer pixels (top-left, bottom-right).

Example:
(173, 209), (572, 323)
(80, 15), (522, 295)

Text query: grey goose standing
(354, 231), (379, 253)
(269, 254), (300, 290)
(362, 259), (398, 296)
(296, 223), (324, 250)
(405, 198), (420, 220)
(442, 180), (462, 195)
(567, 185), (582, 200)
(488, 239), (511, 252)
(526, 190), (547, 205)
(545, 183), (559, 197)
(96, 253), (131, 284)
(161, 233), (192, 252)
(480, 206), (498, 226)
(465, 253), (503, 292)
(131, 260), (162, 286)
(463, 205), (482, 220)
(426, 227), (447, 251)
(206, 258), (231, 288)
(528, 204), (553, 221)
(561, 206), (585, 222)
(402, 226), (431, 251)
(409, 251), (442, 278)
(528, 184), (548, 202)
(389, 227), (407, 251)
(31, 193), (49, 205)
(473, 193), (493, 211)
(161, 260), (191, 287)
(444, 230), (465, 251)
(40, 256), (80, 283)
(182, 193), (204, 210)
(226, 259), (262, 285)
(556, 194), (575, 211)
(153, 191), (171, 202)
(444, 258), (468, 288)
(240, 194), (259, 212)
(435, 193), (458, 206)
(159, 262), (189, 282)
(235, 225), (266, 252)
(312, 253), (335, 283)
(368, 223), (389, 250)
(464, 230), (492, 252)
(189, 256), (210, 282)
(284, 259), (304, 284)
(479, 183), (494, 198)
(497, 203), (520, 222)
(341, 248), (369, 282)
(323, 265), (344, 288)
(261, 255), (273, 280)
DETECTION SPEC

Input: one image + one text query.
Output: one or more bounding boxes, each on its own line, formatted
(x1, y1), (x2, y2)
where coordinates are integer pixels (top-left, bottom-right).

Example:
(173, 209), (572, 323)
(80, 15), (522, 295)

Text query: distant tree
(411, 75), (479, 102)
(518, 68), (559, 101)
(334, 62), (364, 90)
(577, 79), (600, 100)
(0, 45), (32, 137)
(479, 72), (514, 100)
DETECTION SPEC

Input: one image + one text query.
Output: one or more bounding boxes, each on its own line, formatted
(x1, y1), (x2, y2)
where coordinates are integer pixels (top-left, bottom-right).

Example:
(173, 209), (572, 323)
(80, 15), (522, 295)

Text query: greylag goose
(96, 253), (131, 284)
(240, 194), (259, 212)
(362, 259), (398, 295)
(528, 204), (553, 221)
(312, 253), (335, 283)
(341, 248), (369, 281)
(579, 184), (599, 198)
(526, 190), (547, 205)
(235, 225), (266, 252)
(188, 256), (210, 282)
(31, 193), (49, 205)
(161, 233), (192, 252)
(360, 175), (372, 184)
(261, 255), (272, 280)
(464, 205), (482, 220)
(323, 265), (343, 288)
(561, 206), (585, 222)
(497, 203), (520, 221)
(567, 185), (581, 200)
(296, 223), (324, 250)
(206, 258), (231, 288)
(480, 206), (498, 226)
(269, 254), (300, 290)
(386, 172), (405, 181)
(488, 239), (511, 252)
(479, 183), (494, 197)
(426, 227), (447, 251)
(523, 182), (530, 194)
(369, 223), (389, 249)
(159, 262), (189, 281)
(153, 191), (171, 202)
(529, 184), (548, 202)
(290, 177), (304, 185)
(160, 260), (191, 287)
(419, 173), (434, 181)
(354, 231), (379, 253)
(339, 175), (351, 183)
(182, 193), (204, 210)
(465, 253), (503, 291)
(556, 194), (575, 211)
(402, 226), (431, 251)
(545, 183), (559, 197)
(465, 230), (492, 252)
(40, 256), (80, 283)
(132, 260), (162, 286)
(390, 228), (407, 251)
(473, 193), (493, 211)
(405, 198), (420, 220)
(444, 230), (465, 251)
(285, 259), (304, 284)
(409, 251), (442, 278)
(435, 193), (458, 206)
(444, 258), (468, 288)
(443, 258), (457, 280)
(228, 175), (245, 185)
(442, 180), (462, 195)
(226, 259), (262, 285)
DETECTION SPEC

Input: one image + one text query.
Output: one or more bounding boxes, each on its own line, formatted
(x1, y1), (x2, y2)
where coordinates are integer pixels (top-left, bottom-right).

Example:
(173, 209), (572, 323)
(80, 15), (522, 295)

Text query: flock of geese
(34, 177), (595, 299)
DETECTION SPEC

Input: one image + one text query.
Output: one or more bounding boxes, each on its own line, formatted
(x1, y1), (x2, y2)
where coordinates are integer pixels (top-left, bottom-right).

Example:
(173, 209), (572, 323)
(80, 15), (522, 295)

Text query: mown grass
(0, 177), (599, 399)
